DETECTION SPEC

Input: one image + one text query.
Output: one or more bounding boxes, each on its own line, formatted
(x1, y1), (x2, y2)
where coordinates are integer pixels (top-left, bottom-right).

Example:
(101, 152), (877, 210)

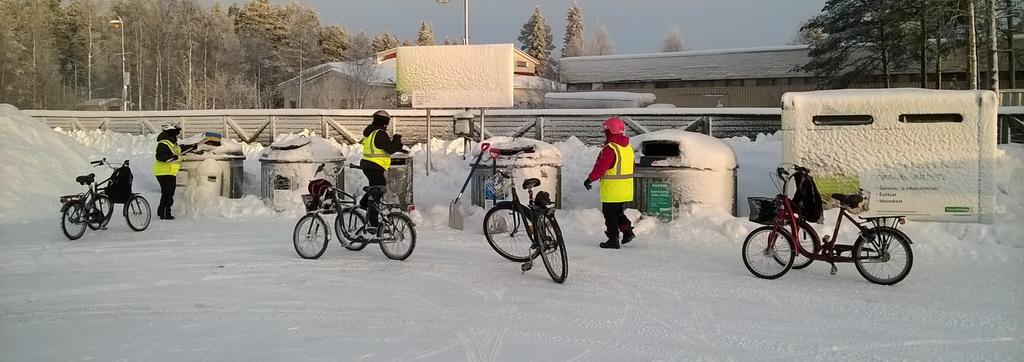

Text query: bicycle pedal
(521, 261), (532, 273)
(829, 263), (838, 275)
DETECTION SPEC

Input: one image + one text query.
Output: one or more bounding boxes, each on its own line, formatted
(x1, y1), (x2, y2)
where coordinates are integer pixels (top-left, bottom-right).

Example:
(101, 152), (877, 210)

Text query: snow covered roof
(545, 92), (655, 101)
(559, 45), (813, 84)
(631, 129), (737, 170)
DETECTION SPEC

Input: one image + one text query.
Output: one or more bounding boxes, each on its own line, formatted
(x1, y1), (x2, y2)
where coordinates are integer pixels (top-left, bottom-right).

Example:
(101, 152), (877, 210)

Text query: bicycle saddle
(76, 174), (95, 185)
(492, 145), (536, 156)
(522, 178), (541, 189)
(831, 193), (864, 209)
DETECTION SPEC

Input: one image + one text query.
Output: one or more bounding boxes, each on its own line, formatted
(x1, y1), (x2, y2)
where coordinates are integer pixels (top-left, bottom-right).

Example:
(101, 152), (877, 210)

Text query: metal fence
(24, 107), (1024, 145)
(23, 108), (782, 146)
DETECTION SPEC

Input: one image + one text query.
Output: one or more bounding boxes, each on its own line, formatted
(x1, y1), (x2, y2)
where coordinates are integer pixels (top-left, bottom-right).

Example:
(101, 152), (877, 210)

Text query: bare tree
(587, 23), (614, 56)
(342, 32), (378, 108)
(661, 26), (685, 52)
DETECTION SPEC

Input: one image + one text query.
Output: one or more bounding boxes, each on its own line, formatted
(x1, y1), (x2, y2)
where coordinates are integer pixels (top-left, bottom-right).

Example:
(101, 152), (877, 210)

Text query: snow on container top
(475, 137), (562, 167)
(631, 129), (737, 170)
(258, 134), (345, 163)
(179, 133), (245, 160)
(781, 88), (998, 223)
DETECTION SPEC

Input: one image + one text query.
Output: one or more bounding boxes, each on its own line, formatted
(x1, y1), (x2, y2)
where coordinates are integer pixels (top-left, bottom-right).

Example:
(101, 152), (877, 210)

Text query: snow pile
(0, 104), (95, 223)
(632, 129), (737, 170)
(477, 136), (563, 166)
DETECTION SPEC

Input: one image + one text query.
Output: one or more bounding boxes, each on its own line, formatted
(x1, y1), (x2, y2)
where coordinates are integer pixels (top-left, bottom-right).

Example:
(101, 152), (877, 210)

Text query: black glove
(583, 179), (593, 190)
(393, 134), (402, 143)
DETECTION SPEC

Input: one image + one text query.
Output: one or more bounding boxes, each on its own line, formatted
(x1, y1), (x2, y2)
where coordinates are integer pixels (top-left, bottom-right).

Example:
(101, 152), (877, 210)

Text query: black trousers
(156, 175), (176, 216)
(601, 202), (632, 236)
(359, 160), (387, 227)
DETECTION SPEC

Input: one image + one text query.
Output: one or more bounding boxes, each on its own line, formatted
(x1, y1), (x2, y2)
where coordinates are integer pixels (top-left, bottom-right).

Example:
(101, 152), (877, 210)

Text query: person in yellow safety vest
(153, 125), (195, 220)
(359, 110), (405, 231)
(583, 117), (635, 249)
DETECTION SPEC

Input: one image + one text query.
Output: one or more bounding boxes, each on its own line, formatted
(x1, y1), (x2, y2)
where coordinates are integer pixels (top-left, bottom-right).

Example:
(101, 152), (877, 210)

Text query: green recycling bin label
(647, 181), (673, 222)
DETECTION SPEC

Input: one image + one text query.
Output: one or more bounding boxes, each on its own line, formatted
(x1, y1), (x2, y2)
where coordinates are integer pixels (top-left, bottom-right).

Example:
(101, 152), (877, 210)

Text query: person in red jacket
(583, 117), (636, 249)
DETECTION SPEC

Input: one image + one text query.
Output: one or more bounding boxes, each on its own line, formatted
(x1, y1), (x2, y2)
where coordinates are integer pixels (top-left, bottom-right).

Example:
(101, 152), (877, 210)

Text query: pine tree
(417, 21), (434, 46)
(320, 25), (349, 62)
(518, 6), (554, 77)
(799, 0), (912, 88)
(371, 31), (398, 53)
(661, 26), (685, 52)
(561, 0), (584, 57)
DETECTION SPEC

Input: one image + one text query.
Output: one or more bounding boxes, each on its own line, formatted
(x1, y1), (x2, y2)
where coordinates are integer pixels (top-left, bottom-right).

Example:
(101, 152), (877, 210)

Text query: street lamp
(110, 17), (128, 111)
(435, 0), (469, 45)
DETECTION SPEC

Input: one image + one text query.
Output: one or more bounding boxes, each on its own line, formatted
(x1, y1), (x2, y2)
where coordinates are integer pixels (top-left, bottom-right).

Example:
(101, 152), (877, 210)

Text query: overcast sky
(286, 0), (827, 54)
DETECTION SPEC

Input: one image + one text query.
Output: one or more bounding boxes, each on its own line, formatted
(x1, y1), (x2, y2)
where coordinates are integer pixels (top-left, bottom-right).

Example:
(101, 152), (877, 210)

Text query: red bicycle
(741, 164), (914, 285)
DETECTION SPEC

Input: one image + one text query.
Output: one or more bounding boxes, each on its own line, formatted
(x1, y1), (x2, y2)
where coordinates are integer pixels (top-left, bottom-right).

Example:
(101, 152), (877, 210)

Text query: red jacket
(587, 132), (631, 182)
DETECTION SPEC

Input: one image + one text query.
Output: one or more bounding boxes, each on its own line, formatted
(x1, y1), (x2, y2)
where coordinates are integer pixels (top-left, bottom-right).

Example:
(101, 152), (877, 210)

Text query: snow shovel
(448, 143), (491, 230)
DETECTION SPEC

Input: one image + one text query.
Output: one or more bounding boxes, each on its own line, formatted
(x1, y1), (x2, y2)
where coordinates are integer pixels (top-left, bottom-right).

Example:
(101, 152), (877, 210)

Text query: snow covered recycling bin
(259, 134), (346, 212)
(470, 137), (563, 208)
(630, 130), (737, 220)
(384, 153), (415, 209)
(176, 138), (246, 199)
(782, 89), (998, 223)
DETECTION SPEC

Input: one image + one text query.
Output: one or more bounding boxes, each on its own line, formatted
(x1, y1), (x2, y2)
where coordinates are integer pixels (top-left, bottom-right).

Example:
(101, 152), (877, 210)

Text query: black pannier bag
(792, 172), (824, 223)
(105, 166), (134, 203)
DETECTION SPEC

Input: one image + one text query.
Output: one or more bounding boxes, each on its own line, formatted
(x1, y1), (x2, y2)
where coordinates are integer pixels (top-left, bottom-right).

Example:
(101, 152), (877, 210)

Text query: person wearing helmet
(360, 110), (404, 231)
(583, 116), (635, 249)
(153, 124), (196, 220)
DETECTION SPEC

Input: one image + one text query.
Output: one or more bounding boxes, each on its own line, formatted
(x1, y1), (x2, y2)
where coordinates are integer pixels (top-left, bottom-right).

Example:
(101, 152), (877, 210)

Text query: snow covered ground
(1, 104), (1022, 360)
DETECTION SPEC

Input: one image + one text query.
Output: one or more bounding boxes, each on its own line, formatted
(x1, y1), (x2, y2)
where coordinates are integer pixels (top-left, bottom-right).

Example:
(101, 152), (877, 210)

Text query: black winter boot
(621, 227), (635, 245)
(157, 206), (167, 220)
(599, 231), (620, 249)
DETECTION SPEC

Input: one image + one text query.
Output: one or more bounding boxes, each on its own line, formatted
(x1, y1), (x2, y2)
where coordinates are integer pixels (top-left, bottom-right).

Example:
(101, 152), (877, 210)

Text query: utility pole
(988, 0), (999, 94)
(969, 1), (979, 90)
(1006, 0), (1016, 89)
(436, 0), (469, 45)
(110, 17), (128, 111)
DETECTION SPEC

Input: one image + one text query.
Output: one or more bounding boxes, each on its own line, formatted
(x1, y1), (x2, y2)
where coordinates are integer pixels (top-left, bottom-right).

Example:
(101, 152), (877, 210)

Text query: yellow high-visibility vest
(362, 130), (392, 170)
(153, 139), (181, 176)
(600, 142), (634, 203)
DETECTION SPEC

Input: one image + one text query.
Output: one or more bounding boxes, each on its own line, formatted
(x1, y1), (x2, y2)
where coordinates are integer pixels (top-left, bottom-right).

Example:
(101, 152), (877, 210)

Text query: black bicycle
(481, 146), (567, 283)
(59, 159), (151, 240)
(292, 163), (416, 261)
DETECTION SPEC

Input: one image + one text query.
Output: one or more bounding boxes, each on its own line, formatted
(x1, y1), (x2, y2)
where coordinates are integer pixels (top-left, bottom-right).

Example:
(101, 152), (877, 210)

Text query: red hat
(602, 117), (625, 135)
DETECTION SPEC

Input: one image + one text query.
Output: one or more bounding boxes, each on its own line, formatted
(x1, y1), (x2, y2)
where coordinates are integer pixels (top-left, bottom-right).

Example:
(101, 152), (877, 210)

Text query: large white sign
(395, 44), (515, 108)
(782, 89), (998, 223)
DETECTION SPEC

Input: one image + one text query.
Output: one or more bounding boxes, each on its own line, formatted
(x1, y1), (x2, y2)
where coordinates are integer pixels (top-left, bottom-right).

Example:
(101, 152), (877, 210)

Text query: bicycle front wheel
(124, 195), (151, 232)
(89, 194), (113, 230)
(379, 213), (416, 261)
(61, 201), (87, 240)
(537, 215), (567, 284)
(854, 228), (913, 285)
(483, 203), (533, 262)
(741, 226), (795, 280)
(293, 214), (329, 259)
(335, 207), (368, 251)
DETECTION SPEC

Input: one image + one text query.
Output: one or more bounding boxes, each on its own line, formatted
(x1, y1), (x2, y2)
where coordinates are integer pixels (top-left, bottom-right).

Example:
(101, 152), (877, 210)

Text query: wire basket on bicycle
(747, 197), (777, 225)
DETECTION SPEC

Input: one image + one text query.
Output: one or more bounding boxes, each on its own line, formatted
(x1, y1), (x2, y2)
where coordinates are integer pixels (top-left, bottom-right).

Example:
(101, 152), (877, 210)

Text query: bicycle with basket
(59, 158), (151, 240)
(480, 145), (568, 284)
(292, 163), (416, 261)
(741, 164), (914, 285)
